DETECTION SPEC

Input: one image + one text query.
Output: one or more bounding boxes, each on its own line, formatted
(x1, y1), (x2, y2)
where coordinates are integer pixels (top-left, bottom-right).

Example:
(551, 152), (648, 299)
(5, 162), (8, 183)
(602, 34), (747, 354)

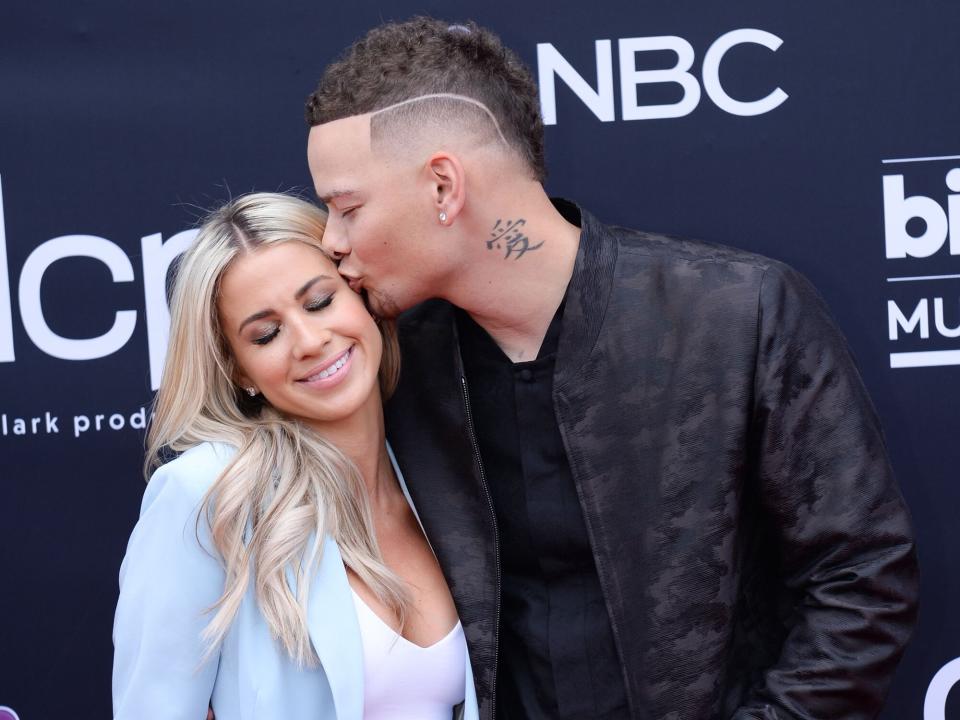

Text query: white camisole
(351, 589), (467, 719)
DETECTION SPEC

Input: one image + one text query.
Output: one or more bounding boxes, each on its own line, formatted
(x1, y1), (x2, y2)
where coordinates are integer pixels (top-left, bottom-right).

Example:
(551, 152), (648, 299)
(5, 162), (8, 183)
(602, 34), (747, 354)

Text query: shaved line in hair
(370, 93), (511, 149)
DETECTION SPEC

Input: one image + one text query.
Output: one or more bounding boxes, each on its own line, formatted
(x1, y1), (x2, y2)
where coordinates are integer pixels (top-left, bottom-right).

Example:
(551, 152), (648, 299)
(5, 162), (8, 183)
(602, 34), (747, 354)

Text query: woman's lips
(298, 346), (354, 388)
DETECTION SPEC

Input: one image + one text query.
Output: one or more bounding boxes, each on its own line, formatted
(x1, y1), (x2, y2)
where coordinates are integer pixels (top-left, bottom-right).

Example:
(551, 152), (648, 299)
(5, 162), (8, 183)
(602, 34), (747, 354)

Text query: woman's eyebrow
(238, 309), (274, 334)
(237, 275), (334, 333)
(294, 274), (334, 300)
(237, 275), (333, 333)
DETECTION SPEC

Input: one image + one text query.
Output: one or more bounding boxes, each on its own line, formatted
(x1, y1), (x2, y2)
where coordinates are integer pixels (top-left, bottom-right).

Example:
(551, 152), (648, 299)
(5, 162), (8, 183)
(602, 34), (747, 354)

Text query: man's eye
(253, 327), (279, 345)
(305, 293), (334, 312)
(342, 206), (359, 217)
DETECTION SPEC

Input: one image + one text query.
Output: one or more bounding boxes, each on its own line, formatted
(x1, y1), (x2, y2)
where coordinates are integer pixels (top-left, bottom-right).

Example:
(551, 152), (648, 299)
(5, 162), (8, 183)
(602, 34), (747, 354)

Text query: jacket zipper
(461, 375), (501, 720)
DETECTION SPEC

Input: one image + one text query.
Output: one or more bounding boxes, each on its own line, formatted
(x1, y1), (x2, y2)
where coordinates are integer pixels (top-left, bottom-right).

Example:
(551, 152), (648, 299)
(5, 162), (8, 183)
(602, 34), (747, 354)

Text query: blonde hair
(146, 192), (406, 665)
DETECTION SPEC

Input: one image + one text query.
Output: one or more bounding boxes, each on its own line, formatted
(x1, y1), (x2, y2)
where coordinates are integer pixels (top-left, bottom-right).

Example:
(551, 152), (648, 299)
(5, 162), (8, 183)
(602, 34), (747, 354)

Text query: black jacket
(385, 201), (919, 720)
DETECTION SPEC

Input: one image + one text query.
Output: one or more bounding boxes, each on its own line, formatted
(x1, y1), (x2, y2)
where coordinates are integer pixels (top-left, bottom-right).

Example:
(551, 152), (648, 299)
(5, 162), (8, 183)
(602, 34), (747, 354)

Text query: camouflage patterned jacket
(385, 201), (919, 720)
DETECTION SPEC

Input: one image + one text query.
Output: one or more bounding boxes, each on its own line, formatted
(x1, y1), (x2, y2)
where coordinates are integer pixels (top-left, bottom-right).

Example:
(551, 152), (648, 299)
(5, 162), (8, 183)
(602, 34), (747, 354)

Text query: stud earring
(439, 211), (448, 224)
(245, 387), (257, 397)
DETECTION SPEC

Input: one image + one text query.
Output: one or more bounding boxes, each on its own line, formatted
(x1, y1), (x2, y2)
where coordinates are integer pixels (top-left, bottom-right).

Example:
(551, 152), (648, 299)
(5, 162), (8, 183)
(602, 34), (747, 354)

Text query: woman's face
(218, 240), (383, 431)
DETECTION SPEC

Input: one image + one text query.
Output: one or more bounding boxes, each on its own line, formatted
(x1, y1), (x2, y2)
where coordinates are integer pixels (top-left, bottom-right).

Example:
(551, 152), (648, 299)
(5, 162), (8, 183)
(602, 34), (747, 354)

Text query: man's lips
(297, 346), (354, 383)
(347, 277), (363, 293)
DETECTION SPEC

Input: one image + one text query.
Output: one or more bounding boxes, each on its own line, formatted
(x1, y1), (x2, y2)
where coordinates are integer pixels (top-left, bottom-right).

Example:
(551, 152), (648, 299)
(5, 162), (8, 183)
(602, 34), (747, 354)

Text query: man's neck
(447, 192), (581, 362)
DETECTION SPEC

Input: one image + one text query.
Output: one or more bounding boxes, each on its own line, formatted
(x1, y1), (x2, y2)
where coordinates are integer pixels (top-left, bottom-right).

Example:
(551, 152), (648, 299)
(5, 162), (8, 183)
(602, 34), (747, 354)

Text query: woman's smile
(297, 345), (355, 389)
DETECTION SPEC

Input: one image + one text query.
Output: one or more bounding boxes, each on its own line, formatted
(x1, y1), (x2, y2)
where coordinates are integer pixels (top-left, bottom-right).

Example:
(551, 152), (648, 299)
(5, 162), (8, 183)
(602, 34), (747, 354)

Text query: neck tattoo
(487, 217), (543, 259)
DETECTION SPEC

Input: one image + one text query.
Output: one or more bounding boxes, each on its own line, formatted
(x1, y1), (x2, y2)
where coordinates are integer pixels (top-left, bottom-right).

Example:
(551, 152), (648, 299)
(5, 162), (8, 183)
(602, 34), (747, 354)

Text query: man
(305, 17), (919, 720)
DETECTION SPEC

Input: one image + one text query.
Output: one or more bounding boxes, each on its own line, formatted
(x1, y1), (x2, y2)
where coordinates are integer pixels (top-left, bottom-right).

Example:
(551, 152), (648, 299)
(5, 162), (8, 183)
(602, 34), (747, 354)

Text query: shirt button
(518, 368), (534, 383)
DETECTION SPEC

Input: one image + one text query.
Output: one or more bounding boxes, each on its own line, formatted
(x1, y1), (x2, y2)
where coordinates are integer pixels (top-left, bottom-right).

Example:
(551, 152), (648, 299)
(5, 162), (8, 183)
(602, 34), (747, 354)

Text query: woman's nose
(290, 316), (332, 360)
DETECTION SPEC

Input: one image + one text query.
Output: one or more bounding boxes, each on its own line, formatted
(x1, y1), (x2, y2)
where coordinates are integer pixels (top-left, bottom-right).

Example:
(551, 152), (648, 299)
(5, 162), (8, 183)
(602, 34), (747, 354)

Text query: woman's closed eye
(249, 295), (334, 346)
(252, 325), (279, 346)
(305, 293), (334, 312)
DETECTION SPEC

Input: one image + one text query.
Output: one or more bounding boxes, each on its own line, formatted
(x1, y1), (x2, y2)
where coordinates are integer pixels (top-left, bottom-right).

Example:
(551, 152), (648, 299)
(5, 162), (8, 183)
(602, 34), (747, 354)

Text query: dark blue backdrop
(2, 2), (958, 718)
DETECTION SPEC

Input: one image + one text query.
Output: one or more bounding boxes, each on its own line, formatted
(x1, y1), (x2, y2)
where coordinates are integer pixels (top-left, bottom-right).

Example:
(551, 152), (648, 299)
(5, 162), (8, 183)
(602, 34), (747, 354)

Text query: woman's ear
(235, 369), (256, 396)
(426, 152), (466, 225)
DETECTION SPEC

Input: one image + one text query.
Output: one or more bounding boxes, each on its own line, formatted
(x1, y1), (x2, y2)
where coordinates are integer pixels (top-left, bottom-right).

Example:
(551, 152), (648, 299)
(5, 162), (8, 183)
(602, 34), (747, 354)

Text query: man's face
(307, 116), (444, 318)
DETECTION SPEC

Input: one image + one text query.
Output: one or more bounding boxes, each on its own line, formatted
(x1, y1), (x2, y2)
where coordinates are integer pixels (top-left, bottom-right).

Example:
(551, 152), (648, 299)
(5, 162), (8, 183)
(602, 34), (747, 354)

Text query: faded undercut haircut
(305, 16), (546, 181)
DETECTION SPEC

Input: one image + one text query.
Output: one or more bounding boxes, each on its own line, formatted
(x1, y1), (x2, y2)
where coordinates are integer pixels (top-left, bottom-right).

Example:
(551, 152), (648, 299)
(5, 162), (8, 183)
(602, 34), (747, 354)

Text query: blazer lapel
(305, 535), (364, 720)
(387, 441), (428, 541)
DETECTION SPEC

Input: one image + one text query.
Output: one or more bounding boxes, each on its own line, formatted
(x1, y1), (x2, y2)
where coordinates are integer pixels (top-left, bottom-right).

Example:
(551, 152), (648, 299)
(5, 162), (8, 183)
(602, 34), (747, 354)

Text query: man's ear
(426, 152), (466, 224)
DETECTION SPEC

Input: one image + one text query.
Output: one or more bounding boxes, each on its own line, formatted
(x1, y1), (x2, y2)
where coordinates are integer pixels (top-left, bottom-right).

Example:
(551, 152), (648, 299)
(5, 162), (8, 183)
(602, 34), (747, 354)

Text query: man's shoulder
(572, 201), (792, 290)
(606, 222), (779, 275)
(588, 225), (802, 319)
(582, 213), (824, 329)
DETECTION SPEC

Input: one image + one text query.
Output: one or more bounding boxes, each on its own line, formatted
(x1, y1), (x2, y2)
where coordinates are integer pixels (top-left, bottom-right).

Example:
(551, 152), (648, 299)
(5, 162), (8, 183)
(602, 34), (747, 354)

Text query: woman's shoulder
(143, 441), (237, 512)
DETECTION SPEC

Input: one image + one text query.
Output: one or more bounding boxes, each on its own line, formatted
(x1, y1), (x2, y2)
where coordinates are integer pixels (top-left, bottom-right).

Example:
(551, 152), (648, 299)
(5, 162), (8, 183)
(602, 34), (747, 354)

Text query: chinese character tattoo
(487, 218), (543, 259)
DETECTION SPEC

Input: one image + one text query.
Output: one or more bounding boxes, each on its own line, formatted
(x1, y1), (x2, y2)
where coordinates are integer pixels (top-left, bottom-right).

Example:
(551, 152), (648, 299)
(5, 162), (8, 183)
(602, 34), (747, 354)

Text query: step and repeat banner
(2, 2), (958, 718)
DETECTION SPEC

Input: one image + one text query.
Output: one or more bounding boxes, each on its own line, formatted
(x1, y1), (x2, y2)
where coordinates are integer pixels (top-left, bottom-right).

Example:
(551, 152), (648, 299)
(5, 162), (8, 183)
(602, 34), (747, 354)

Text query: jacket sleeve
(732, 263), (919, 720)
(112, 454), (226, 720)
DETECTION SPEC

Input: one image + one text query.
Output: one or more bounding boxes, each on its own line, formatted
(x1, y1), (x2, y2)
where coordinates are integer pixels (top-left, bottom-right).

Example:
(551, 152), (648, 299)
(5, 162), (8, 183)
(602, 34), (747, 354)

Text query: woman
(112, 193), (477, 720)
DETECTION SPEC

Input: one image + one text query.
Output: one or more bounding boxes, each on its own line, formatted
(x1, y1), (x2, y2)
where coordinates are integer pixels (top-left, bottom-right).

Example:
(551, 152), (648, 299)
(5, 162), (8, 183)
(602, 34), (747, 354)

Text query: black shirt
(457, 304), (629, 720)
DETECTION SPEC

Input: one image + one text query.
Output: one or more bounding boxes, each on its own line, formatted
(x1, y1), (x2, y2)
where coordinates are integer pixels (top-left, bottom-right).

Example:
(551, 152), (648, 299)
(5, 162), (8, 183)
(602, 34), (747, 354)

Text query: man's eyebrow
(237, 275), (333, 333)
(318, 189), (356, 204)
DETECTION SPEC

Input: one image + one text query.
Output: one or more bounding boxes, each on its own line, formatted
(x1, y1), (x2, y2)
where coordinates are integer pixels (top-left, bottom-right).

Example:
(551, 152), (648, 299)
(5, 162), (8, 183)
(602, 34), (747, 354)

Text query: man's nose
(321, 214), (351, 260)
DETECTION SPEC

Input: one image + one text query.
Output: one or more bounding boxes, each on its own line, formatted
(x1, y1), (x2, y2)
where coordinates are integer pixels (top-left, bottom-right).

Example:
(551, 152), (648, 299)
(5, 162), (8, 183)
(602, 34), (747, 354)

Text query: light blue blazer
(112, 441), (479, 720)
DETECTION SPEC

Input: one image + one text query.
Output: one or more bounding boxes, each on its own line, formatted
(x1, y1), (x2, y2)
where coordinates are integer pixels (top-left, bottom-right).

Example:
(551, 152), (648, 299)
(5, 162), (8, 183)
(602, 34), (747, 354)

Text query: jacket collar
(552, 199), (618, 392)
(306, 536), (365, 720)
(300, 445), (416, 720)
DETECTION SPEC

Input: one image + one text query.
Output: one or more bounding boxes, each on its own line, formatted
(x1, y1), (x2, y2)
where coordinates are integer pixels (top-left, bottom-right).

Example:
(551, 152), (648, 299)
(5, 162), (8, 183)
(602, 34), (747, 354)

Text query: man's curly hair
(306, 17), (545, 182)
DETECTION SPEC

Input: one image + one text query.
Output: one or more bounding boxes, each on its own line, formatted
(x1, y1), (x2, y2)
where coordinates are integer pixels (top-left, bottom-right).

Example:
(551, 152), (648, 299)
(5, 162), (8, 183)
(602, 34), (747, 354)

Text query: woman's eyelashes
(305, 293), (334, 312)
(253, 326), (279, 346)
(249, 294), (335, 346)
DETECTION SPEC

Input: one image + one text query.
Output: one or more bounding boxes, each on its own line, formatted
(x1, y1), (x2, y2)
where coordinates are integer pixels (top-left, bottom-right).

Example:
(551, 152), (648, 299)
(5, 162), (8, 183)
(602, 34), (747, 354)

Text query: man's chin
(363, 289), (402, 320)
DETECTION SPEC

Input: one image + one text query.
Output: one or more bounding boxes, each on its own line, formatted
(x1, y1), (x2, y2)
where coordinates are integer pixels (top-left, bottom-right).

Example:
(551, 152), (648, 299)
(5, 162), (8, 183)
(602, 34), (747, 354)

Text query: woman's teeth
(309, 348), (350, 381)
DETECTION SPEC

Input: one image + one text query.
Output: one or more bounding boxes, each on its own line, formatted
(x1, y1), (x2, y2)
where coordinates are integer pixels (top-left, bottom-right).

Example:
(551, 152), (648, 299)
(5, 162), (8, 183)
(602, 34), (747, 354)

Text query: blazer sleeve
(112, 449), (227, 720)
(732, 263), (920, 720)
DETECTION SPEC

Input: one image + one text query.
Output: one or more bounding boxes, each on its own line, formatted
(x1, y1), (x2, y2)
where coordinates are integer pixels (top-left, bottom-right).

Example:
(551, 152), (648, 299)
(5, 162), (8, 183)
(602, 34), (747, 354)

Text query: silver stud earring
(438, 211), (448, 224)
(245, 387), (257, 397)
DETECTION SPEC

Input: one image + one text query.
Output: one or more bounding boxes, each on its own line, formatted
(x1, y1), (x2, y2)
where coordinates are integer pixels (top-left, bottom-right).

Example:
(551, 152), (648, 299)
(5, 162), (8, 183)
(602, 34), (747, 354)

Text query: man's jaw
(365, 286), (402, 320)
(339, 269), (402, 319)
